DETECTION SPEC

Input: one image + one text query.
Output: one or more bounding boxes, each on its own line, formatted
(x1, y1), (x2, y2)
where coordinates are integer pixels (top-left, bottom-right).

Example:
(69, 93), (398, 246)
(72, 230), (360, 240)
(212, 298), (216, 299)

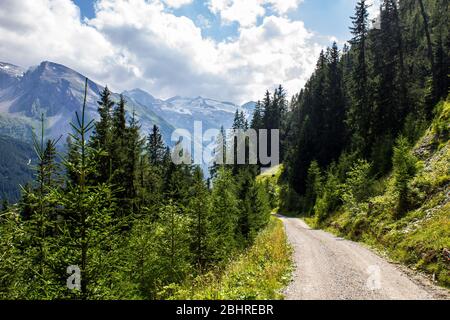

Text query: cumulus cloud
(208, 0), (266, 28)
(0, 0), (323, 103)
(162, 0), (193, 9)
(208, 0), (303, 27)
(0, 0), (120, 83)
(266, 0), (304, 15)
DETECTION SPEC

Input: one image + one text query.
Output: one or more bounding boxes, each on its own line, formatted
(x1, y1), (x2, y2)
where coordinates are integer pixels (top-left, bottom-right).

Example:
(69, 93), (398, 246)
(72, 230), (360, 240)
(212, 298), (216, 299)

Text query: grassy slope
(318, 99), (450, 287)
(0, 135), (36, 202)
(168, 216), (292, 300)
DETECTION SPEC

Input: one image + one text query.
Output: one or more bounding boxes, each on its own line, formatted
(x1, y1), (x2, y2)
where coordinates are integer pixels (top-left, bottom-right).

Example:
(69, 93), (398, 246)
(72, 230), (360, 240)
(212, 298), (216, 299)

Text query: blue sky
(74, 0), (357, 42)
(0, 0), (380, 103)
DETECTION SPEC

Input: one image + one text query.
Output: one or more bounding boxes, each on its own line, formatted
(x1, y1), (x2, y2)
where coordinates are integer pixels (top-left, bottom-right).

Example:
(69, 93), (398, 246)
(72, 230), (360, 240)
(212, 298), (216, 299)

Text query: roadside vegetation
(317, 100), (449, 287)
(295, 99), (450, 288)
(266, 0), (449, 289)
(168, 217), (292, 300)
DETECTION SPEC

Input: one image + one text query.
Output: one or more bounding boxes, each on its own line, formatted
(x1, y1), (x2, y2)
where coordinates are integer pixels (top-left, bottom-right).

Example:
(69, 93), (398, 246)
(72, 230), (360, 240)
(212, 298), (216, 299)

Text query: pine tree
(111, 94), (128, 177)
(153, 202), (192, 286)
(243, 178), (270, 241)
(304, 161), (323, 215)
(124, 111), (144, 214)
(325, 42), (346, 161)
(61, 78), (119, 299)
(251, 101), (263, 130)
(433, 34), (449, 101)
(210, 168), (240, 262)
(417, 0), (435, 90)
(19, 114), (63, 297)
(187, 167), (212, 271)
(147, 125), (166, 166)
(91, 86), (114, 183)
(209, 126), (227, 179)
(348, 0), (371, 155)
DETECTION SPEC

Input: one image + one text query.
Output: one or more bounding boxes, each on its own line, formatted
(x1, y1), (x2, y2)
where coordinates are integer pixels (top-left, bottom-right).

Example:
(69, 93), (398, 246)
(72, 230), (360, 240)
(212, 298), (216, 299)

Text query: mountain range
(0, 60), (255, 202)
(0, 61), (255, 145)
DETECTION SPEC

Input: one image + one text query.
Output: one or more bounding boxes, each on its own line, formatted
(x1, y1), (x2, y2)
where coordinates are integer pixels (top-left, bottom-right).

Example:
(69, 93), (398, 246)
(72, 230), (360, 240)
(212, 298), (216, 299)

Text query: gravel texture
(280, 216), (450, 300)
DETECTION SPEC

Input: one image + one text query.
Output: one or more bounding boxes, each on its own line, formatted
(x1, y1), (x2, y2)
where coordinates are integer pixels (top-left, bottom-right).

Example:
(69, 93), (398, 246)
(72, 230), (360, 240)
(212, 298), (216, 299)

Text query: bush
(341, 159), (373, 217)
(303, 161), (322, 215)
(168, 218), (292, 300)
(278, 185), (302, 215)
(432, 100), (450, 142)
(314, 167), (341, 222)
(392, 136), (419, 218)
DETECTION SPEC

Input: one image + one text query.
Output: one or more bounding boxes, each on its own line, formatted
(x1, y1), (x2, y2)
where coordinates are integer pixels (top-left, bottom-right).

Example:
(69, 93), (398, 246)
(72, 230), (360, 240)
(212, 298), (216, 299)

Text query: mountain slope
(0, 135), (36, 203)
(123, 88), (255, 132)
(316, 99), (450, 288)
(0, 61), (174, 144)
(0, 62), (24, 89)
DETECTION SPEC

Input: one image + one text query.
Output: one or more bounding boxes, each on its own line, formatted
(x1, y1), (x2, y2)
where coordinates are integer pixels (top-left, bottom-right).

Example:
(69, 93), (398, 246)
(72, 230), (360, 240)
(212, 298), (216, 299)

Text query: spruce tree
(210, 168), (240, 262)
(61, 78), (119, 299)
(348, 0), (371, 155)
(187, 167), (212, 271)
(91, 86), (114, 183)
(153, 202), (192, 286)
(147, 125), (166, 166)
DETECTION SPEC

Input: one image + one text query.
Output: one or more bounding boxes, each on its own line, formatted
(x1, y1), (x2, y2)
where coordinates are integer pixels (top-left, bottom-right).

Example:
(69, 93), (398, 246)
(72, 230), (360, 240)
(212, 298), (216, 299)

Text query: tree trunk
(418, 0), (435, 74)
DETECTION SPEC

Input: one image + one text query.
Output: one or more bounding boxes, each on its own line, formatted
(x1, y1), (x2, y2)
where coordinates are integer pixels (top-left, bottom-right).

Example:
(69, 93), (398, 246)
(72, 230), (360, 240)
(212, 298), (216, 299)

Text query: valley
(0, 60), (255, 203)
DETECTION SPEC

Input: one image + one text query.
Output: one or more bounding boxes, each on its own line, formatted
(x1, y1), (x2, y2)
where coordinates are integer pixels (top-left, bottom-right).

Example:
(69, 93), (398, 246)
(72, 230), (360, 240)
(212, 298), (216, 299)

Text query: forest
(266, 0), (448, 286)
(0, 75), (280, 299)
(0, 0), (449, 298)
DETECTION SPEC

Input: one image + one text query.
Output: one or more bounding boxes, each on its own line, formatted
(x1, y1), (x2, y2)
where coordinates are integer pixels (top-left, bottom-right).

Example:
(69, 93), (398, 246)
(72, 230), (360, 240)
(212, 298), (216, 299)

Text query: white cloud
(266, 0), (304, 15)
(196, 14), (211, 29)
(0, 0), (119, 83)
(208, 0), (266, 28)
(0, 0), (323, 103)
(162, 0), (193, 9)
(208, 0), (304, 27)
(367, 0), (381, 20)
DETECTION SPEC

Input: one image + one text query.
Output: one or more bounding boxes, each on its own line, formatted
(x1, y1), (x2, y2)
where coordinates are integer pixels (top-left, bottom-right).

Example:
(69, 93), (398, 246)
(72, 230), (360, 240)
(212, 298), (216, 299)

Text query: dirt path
(280, 216), (450, 300)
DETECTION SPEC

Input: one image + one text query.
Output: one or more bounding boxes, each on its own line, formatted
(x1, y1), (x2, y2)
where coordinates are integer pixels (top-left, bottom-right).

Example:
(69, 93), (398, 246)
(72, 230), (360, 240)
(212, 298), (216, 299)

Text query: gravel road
(280, 216), (450, 300)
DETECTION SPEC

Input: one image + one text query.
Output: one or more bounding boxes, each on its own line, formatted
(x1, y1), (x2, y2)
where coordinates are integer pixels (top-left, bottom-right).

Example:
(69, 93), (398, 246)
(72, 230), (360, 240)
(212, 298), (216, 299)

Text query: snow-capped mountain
(0, 60), (255, 151)
(0, 62), (24, 89)
(123, 89), (256, 133)
(0, 61), (174, 144)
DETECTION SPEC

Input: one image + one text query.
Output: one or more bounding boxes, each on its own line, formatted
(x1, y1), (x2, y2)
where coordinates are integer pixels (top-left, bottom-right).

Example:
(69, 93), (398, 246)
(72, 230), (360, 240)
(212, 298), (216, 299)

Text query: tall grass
(167, 217), (292, 300)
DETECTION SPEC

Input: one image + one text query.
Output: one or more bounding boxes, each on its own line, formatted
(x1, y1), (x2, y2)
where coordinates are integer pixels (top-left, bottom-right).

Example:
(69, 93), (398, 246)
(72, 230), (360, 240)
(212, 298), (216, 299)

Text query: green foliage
(154, 202), (193, 289)
(4, 0), (448, 298)
(90, 86), (114, 183)
(303, 161), (322, 215)
(187, 167), (213, 270)
(245, 179), (271, 240)
(432, 99), (450, 142)
(341, 160), (373, 216)
(0, 74), (275, 299)
(169, 218), (292, 300)
(402, 113), (428, 145)
(392, 136), (419, 217)
(0, 135), (36, 202)
(316, 100), (450, 287)
(314, 167), (341, 222)
(53, 184), (121, 299)
(209, 168), (240, 262)
(279, 0), (449, 204)
(147, 125), (166, 165)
